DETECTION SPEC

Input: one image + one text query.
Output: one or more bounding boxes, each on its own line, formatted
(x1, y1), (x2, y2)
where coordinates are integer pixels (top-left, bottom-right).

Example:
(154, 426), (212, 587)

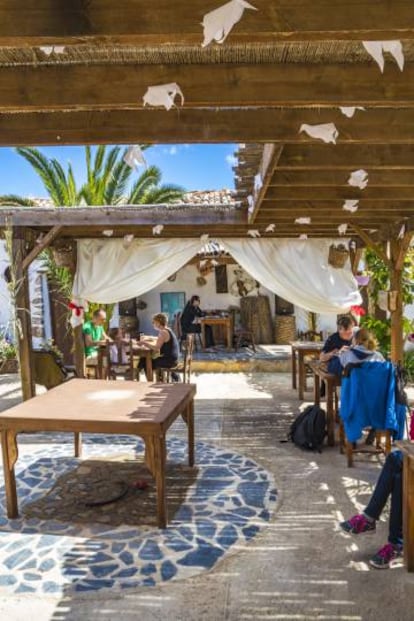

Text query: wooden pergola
(0, 2), (412, 399)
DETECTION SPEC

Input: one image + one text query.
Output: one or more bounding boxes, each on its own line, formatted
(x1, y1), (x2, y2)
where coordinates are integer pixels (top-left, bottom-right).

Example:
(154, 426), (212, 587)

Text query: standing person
(180, 295), (215, 349)
(340, 451), (403, 569)
(137, 313), (180, 381)
(82, 308), (110, 360)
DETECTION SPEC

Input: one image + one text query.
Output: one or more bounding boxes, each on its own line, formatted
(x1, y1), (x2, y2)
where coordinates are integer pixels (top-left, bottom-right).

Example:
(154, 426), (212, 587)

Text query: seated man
(320, 315), (354, 376)
(82, 308), (110, 361)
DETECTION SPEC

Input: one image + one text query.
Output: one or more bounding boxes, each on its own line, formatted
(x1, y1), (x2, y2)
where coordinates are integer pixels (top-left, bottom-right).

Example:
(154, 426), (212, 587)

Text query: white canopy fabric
(72, 237), (361, 313)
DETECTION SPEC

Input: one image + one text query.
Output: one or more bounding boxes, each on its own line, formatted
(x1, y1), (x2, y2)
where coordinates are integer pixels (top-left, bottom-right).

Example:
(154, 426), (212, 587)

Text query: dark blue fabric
(322, 332), (352, 354)
(327, 356), (343, 376)
(365, 450), (403, 545)
(340, 361), (406, 442)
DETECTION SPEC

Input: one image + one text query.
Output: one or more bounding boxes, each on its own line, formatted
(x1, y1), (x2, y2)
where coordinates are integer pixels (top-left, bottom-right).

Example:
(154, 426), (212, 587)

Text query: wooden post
(389, 233), (413, 363)
(12, 229), (35, 400)
(71, 242), (85, 378)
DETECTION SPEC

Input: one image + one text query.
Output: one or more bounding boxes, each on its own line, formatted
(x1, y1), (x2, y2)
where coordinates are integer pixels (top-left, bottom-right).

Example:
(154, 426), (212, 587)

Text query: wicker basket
(52, 242), (74, 269)
(275, 315), (296, 345)
(0, 358), (19, 374)
(328, 244), (349, 268)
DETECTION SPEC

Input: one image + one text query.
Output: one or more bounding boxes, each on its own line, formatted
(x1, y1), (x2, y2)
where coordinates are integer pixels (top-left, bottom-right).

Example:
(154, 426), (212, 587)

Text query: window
(160, 292), (186, 325)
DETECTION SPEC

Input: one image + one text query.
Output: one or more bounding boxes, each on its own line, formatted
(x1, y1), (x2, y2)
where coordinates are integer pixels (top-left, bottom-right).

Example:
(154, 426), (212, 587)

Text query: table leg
(291, 347), (297, 390)
(74, 432), (82, 458)
(201, 323), (206, 350)
(298, 351), (305, 401)
(181, 400), (195, 467)
(146, 353), (153, 382)
(1, 430), (19, 519)
(314, 372), (320, 405)
(326, 380), (335, 447)
(153, 434), (167, 529)
(403, 454), (414, 571)
(226, 321), (231, 350)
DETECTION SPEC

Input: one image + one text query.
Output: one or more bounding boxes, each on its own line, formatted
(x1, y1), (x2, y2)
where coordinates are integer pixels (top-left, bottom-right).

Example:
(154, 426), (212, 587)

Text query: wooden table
(290, 341), (324, 400)
(308, 360), (340, 447)
(0, 379), (196, 528)
(97, 343), (154, 382)
(201, 315), (233, 350)
(395, 441), (414, 571)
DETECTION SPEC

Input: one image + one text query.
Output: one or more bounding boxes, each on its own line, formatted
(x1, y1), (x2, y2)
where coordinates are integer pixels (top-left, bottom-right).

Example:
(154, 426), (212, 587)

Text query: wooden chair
(104, 340), (134, 380)
(298, 330), (323, 342)
(157, 334), (194, 383)
(32, 350), (74, 390)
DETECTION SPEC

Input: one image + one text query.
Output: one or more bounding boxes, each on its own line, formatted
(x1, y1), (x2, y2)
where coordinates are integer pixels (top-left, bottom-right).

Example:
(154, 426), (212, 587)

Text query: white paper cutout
(40, 46), (66, 56)
(123, 234), (134, 247)
(299, 123), (339, 144)
(343, 199), (360, 213)
(210, 259), (219, 266)
(201, 0), (258, 47)
(152, 224), (164, 235)
(123, 146), (147, 170)
(299, 234), (308, 240)
(247, 195), (254, 213)
(254, 173), (263, 193)
(398, 224), (406, 239)
(339, 106), (365, 118)
(247, 229), (261, 238)
(199, 259), (208, 268)
(363, 41), (404, 73)
(348, 169), (369, 189)
(143, 83), (184, 111)
(265, 224), (275, 233)
(338, 223), (348, 236)
(200, 234), (210, 244)
(102, 230), (113, 237)
(295, 217), (311, 225)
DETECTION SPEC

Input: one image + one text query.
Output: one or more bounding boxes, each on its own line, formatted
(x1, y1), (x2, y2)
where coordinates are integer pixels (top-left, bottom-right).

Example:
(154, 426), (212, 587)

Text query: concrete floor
(0, 373), (413, 621)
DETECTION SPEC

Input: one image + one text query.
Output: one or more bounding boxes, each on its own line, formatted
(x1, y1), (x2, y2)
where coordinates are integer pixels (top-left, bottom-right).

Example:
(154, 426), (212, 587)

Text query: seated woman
(180, 295), (215, 349)
(339, 327), (385, 368)
(137, 313), (180, 381)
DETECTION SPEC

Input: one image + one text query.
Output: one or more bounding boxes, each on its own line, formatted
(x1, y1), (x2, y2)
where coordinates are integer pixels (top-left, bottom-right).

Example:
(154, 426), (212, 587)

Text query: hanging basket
(328, 244), (349, 269)
(52, 242), (74, 269)
(196, 276), (207, 287)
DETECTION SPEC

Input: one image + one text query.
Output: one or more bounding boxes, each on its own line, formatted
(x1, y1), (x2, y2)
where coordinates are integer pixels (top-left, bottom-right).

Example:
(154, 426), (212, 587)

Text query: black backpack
(288, 404), (327, 452)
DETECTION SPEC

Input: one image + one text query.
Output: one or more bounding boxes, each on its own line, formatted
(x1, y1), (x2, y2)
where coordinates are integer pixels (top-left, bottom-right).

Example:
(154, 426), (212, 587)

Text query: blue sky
(0, 144), (237, 198)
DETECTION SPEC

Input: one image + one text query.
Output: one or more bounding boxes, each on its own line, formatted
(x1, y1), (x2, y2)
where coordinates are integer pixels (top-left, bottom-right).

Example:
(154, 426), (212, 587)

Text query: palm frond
(0, 194), (37, 207)
(127, 166), (162, 203)
(141, 184), (185, 204)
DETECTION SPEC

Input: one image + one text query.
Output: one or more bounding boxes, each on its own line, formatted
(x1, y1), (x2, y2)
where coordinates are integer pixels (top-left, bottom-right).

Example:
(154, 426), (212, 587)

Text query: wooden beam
(22, 225), (63, 271)
(270, 170), (414, 186)
(264, 186), (414, 200)
(249, 145), (283, 223)
(256, 200), (414, 212)
(350, 224), (391, 267)
(1, 63), (414, 112)
(277, 144), (414, 169)
(395, 230), (414, 271)
(0, 1), (412, 45)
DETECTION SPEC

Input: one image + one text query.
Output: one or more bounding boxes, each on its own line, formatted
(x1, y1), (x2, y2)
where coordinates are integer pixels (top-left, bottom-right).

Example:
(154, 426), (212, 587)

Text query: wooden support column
(12, 228), (35, 400)
(390, 232), (413, 363)
(71, 242), (85, 378)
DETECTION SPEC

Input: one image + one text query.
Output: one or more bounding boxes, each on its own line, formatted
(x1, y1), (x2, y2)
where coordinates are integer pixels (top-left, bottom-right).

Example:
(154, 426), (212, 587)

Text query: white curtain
(72, 237), (361, 313)
(72, 238), (201, 303)
(220, 238), (361, 313)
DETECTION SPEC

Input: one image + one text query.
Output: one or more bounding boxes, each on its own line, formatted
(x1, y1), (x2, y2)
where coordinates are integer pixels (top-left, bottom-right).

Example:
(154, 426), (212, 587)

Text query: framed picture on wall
(274, 295), (294, 315)
(118, 298), (137, 316)
(215, 264), (228, 293)
(160, 292), (186, 324)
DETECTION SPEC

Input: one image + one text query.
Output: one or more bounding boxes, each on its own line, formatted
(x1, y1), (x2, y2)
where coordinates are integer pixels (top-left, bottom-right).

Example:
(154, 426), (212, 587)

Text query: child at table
(108, 327), (129, 365)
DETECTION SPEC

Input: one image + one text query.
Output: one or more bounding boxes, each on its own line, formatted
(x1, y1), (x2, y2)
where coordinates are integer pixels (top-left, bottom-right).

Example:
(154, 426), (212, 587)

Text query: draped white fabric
(72, 238), (201, 303)
(219, 238), (361, 313)
(72, 237), (361, 313)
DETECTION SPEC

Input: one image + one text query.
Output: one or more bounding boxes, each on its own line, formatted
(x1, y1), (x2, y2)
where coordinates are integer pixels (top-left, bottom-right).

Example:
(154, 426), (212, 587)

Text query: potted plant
(0, 330), (18, 374)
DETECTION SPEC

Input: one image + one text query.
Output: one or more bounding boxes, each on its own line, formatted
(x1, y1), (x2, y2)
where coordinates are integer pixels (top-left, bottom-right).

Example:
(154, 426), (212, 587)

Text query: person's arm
(319, 335), (338, 362)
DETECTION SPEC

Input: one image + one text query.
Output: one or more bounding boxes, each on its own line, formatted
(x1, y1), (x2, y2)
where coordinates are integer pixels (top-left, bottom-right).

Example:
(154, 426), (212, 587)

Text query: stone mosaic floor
(0, 434), (277, 595)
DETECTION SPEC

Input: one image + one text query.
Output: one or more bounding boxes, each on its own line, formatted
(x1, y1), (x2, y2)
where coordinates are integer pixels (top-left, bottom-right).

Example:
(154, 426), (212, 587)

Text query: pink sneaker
(340, 514), (376, 535)
(369, 543), (403, 569)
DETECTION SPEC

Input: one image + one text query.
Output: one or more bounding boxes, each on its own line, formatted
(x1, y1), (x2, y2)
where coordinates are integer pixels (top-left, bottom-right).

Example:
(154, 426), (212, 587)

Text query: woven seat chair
(156, 334), (194, 383)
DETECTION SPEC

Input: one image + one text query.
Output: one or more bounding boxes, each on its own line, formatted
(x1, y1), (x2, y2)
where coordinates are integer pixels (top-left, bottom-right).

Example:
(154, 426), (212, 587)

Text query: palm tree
(14, 145), (184, 206)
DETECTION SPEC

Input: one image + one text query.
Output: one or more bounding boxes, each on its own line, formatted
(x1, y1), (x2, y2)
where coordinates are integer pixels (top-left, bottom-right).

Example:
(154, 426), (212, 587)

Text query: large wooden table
(395, 441), (414, 571)
(201, 315), (233, 350)
(0, 379), (196, 528)
(290, 341), (324, 400)
(308, 359), (340, 447)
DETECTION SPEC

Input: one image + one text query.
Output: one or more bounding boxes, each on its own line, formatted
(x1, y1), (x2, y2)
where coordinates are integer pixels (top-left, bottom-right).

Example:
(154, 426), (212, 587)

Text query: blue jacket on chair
(340, 361), (406, 442)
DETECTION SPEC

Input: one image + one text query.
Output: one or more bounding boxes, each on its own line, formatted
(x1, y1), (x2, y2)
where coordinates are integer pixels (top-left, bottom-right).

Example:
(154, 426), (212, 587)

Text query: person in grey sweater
(339, 327), (385, 368)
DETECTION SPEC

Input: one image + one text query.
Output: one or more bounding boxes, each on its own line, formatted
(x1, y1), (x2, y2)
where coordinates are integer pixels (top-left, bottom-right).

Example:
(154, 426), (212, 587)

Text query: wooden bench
(0, 379), (196, 528)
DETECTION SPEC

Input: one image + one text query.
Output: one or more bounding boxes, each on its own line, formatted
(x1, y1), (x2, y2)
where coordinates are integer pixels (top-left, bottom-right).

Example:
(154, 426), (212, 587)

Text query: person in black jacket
(180, 295), (215, 348)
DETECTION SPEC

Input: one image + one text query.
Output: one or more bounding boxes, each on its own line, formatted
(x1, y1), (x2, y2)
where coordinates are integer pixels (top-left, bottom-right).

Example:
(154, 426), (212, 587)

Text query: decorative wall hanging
(118, 298), (137, 317)
(197, 276), (207, 287)
(136, 300), (148, 310)
(328, 243), (349, 269)
(215, 264), (228, 293)
(230, 268), (255, 297)
(348, 169), (368, 189)
(143, 83), (184, 110)
(299, 123), (339, 144)
(51, 240), (74, 269)
(201, 0), (257, 47)
(167, 273), (177, 282)
(198, 259), (214, 277)
(362, 40), (404, 72)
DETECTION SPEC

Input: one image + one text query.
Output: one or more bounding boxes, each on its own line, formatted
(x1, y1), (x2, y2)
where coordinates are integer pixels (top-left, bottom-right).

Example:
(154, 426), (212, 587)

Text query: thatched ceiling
(0, 1), (413, 241)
